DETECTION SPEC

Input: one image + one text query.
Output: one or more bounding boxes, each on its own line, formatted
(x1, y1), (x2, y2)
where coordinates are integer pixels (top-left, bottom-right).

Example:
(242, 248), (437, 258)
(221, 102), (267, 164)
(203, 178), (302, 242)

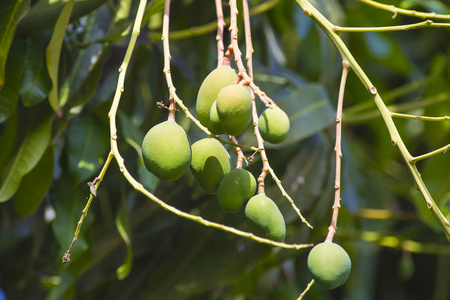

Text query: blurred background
(0, 0), (449, 299)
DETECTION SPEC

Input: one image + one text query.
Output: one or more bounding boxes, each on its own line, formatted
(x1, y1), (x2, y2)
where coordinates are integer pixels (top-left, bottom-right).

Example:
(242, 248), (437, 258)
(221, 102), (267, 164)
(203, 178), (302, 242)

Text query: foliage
(0, 0), (449, 299)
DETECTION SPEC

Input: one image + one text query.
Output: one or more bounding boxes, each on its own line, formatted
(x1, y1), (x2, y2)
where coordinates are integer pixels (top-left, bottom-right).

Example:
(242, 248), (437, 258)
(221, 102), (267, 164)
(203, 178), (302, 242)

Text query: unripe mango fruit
(141, 120), (191, 180)
(258, 106), (290, 144)
(217, 168), (256, 213)
(190, 138), (232, 194)
(216, 84), (253, 136)
(196, 66), (237, 131)
(245, 194), (286, 242)
(209, 101), (225, 135)
(307, 242), (351, 289)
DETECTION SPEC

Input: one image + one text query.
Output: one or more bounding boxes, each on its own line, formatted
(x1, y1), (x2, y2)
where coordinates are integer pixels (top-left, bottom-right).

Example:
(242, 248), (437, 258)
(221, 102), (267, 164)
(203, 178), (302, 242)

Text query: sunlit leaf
(14, 146), (54, 218)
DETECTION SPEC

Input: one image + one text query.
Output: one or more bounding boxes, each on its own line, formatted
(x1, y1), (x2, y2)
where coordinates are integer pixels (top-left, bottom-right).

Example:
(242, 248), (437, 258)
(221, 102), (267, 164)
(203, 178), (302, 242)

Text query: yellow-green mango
(142, 120), (191, 180)
(190, 138), (232, 194)
(196, 67), (237, 131)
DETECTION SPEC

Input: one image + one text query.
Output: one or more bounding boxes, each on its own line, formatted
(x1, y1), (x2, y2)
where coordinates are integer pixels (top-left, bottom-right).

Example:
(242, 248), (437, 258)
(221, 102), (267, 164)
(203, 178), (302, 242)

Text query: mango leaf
(67, 114), (109, 184)
(16, 0), (108, 36)
(19, 37), (52, 107)
(14, 146), (54, 218)
(0, 108), (17, 168)
(0, 0), (29, 88)
(115, 197), (133, 280)
(64, 45), (112, 110)
(0, 108), (53, 202)
(46, 0), (74, 112)
(0, 40), (26, 123)
(266, 84), (335, 148)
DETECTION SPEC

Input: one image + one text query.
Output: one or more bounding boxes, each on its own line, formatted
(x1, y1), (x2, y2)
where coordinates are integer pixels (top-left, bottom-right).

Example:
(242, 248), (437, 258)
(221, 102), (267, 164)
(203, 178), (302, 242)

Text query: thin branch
(391, 112), (450, 121)
(359, 0), (450, 20)
(242, 0), (254, 78)
(215, 0), (225, 67)
(62, 152), (114, 263)
(411, 144), (450, 163)
(325, 61), (350, 243)
(334, 20), (450, 33)
(297, 279), (315, 300)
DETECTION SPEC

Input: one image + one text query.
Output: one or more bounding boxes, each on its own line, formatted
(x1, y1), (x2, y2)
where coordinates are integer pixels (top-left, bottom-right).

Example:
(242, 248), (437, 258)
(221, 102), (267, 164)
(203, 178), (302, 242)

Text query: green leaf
(19, 37), (52, 107)
(115, 198), (133, 280)
(0, 0), (29, 88)
(16, 0), (108, 36)
(46, 0), (74, 112)
(0, 40), (26, 123)
(14, 146), (54, 218)
(65, 45), (112, 110)
(67, 115), (109, 184)
(0, 107), (53, 202)
(0, 108), (17, 168)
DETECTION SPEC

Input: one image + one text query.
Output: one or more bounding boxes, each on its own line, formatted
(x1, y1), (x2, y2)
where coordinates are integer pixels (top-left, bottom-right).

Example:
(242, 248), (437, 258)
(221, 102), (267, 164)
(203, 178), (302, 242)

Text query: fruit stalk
(325, 61), (350, 243)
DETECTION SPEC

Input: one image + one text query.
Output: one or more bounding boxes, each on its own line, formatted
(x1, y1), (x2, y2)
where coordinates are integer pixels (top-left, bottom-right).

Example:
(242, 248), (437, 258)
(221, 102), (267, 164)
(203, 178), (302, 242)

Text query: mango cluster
(141, 66), (287, 244)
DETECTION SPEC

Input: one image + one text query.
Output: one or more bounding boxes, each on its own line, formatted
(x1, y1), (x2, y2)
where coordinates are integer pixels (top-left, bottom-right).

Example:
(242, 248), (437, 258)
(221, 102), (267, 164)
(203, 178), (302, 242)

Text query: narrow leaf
(20, 37), (52, 107)
(115, 199), (133, 280)
(0, 108), (53, 202)
(46, 0), (74, 112)
(0, 40), (26, 123)
(14, 146), (54, 218)
(0, 0), (29, 88)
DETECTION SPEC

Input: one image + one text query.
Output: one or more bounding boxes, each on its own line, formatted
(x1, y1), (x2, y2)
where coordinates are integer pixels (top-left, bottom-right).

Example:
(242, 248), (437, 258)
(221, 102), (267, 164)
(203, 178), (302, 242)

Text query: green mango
(196, 67), (237, 131)
(245, 194), (286, 242)
(190, 138), (232, 194)
(216, 84), (252, 136)
(217, 168), (256, 213)
(258, 106), (290, 144)
(209, 100), (225, 135)
(141, 120), (191, 181)
(307, 242), (352, 289)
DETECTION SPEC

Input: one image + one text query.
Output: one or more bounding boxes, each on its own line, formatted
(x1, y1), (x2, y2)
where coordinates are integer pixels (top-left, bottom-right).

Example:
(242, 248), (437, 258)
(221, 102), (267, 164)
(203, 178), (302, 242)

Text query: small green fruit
(216, 84), (252, 136)
(190, 138), (232, 194)
(196, 67), (237, 131)
(245, 194), (286, 242)
(217, 168), (256, 213)
(209, 101), (225, 135)
(307, 242), (351, 289)
(258, 106), (290, 144)
(141, 120), (191, 180)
